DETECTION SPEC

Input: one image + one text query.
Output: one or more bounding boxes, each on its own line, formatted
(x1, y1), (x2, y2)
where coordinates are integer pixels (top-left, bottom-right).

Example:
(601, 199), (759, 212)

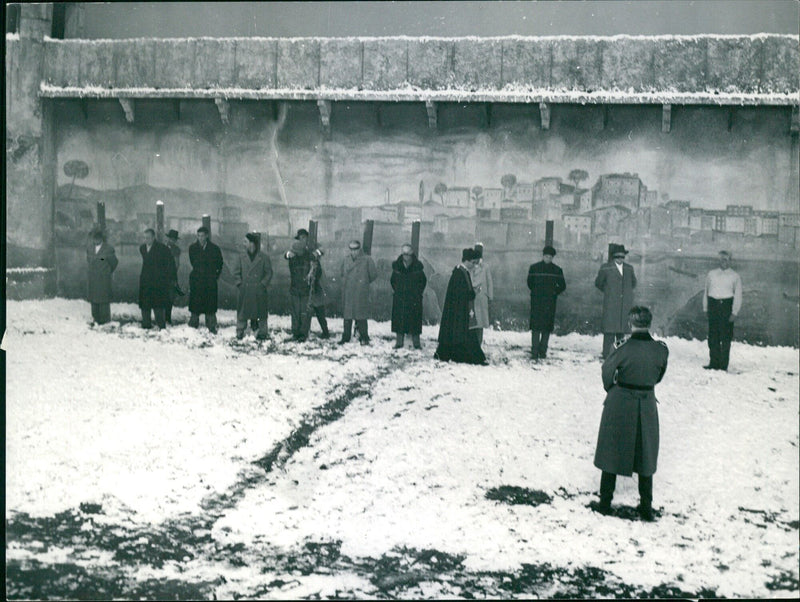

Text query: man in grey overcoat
(233, 232), (273, 341)
(594, 243), (637, 358)
(591, 306), (668, 522)
(86, 228), (119, 325)
(338, 240), (378, 345)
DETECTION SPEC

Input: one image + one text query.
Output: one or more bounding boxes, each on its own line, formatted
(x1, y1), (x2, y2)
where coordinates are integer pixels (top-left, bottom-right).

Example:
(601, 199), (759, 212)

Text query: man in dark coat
(188, 226), (224, 333)
(138, 228), (175, 329)
(595, 243), (637, 359)
(86, 228), (119, 325)
(590, 306), (668, 522)
(434, 248), (487, 365)
(164, 229), (182, 325)
(284, 229), (313, 342)
(233, 232), (273, 341)
(391, 243), (427, 349)
(305, 247), (330, 339)
(527, 245), (566, 360)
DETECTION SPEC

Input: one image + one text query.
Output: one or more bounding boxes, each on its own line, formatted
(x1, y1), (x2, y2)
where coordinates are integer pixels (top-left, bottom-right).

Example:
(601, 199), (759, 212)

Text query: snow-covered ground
(4, 299), (799, 599)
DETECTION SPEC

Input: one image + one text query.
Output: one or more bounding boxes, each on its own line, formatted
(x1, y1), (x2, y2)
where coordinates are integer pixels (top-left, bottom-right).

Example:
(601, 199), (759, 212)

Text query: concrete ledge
(38, 35), (800, 105)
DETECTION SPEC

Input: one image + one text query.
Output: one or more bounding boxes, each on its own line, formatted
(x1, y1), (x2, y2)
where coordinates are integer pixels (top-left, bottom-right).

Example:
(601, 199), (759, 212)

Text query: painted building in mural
(5, 3), (800, 345)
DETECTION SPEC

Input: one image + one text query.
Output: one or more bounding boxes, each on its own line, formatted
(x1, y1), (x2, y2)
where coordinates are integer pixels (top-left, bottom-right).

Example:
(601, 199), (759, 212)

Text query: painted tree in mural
(434, 182), (448, 204)
(419, 180), (425, 204)
(501, 174), (517, 199)
(471, 186), (484, 205)
(63, 160), (89, 201)
(568, 169), (589, 189)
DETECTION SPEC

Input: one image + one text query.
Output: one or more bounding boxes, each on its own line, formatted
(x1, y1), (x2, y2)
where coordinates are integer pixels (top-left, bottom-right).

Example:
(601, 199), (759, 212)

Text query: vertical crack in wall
(269, 101), (291, 235)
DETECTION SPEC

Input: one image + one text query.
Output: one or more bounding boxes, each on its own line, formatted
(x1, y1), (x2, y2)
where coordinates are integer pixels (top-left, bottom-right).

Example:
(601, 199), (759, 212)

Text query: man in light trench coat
(595, 243), (637, 358)
(338, 240), (377, 345)
(590, 306), (668, 522)
(233, 232), (273, 340)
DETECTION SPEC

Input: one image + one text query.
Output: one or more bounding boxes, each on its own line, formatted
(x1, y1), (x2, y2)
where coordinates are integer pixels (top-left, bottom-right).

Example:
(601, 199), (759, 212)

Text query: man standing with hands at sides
(527, 245), (566, 360)
(188, 226), (224, 334)
(338, 240), (378, 345)
(703, 250), (742, 371)
(591, 306), (668, 522)
(86, 227), (119, 325)
(469, 242), (493, 346)
(390, 243), (427, 349)
(595, 244), (637, 359)
(233, 232), (273, 341)
(164, 229), (182, 325)
(138, 228), (175, 330)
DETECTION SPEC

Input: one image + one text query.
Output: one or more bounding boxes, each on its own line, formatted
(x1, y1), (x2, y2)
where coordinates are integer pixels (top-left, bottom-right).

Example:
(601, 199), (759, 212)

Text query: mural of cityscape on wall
(51, 101), (800, 346)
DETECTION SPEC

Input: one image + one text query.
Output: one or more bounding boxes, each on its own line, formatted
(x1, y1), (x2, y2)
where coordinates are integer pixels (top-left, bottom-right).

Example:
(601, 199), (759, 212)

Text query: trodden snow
(4, 298), (799, 598)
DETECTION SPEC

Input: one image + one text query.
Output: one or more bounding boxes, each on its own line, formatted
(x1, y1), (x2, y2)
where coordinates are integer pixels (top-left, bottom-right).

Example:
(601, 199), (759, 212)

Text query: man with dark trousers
(590, 306), (668, 522)
(138, 228), (175, 330)
(284, 229), (312, 342)
(164, 229), (182, 324)
(594, 243), (637, 359)
(188, 226), (224, 334)
(86, 227), (119, 325)
(527, 245), (566, 360)
(703, 250), (742, 371)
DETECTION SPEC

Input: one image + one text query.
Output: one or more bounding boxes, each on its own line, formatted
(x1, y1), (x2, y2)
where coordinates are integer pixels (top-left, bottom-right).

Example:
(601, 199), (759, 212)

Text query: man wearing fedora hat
(527, 245), (567, 360)
(164, 229), (182, 324)
(284, 229), (313, 341)
(595, 243), (637, 359)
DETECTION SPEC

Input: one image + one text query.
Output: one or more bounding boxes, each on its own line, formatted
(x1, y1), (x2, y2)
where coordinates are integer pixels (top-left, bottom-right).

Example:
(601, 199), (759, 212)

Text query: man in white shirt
(703, 250), (743, 371)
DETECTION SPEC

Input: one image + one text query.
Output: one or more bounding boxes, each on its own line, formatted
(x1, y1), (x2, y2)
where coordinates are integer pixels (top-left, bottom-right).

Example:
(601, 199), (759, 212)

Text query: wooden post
(411, 220), (421, 256)
(308, 220), (318, 250)
(607, 243), (616, 262)
(362, 220), (374, 255)
(202, 214), (211, 238)
(156, 201), (165, 242)
(662, 104), (672, 133)
(539, 102), (550, 130)
(545, 220), (554, 247)
(96, 201), (106, 232)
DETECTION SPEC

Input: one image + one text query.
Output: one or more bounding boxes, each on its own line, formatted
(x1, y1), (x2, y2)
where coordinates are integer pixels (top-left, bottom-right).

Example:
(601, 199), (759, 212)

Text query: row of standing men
(86, 227), (743, 370)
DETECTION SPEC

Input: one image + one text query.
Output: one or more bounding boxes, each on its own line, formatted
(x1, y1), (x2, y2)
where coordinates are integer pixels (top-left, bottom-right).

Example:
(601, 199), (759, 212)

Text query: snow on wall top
(25, 34), (800, 103)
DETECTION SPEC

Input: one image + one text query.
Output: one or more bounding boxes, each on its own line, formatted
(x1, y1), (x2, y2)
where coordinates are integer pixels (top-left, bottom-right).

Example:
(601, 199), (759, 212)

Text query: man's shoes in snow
(588, 500), (613, 516)
(637, 504), (656, 522)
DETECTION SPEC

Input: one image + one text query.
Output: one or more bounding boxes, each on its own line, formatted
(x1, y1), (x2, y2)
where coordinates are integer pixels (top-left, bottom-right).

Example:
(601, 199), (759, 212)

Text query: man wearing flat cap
(595, 243), (637, 359)
(188, 226), (224, 334)
(284, 229), (312, 342)
(234, 232), (273, 341)
(338, 239), (378, 345)
(527, 245), (566, 360)
(164, 229), (182, 325)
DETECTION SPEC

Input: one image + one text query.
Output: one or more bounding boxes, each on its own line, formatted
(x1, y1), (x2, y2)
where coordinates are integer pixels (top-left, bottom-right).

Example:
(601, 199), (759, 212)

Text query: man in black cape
(434, 248), (487, 365)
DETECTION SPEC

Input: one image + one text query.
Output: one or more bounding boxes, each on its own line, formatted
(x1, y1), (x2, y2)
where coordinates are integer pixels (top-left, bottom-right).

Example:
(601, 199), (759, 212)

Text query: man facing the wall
(188, 226), (224, 334)
(703, 250), (743, 371)
(595, 244), (637, 359)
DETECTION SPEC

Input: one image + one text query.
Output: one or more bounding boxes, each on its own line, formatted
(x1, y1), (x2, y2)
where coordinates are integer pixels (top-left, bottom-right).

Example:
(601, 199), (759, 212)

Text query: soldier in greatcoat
(188, 226), (224, 334)
(390, 243), (427, 349)
(527, 245), (566, 360)
(138, 228), (175, 330)
(233, 232), (273, 340)
(338, 240), (378, 345)
(86, 228), (119, 325)
(591, 306), (669, 522)
(594, 243), (637, 358)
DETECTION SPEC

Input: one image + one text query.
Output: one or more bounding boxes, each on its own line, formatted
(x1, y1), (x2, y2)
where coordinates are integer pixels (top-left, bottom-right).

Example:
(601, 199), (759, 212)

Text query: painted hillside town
(5, 1), (800, 600)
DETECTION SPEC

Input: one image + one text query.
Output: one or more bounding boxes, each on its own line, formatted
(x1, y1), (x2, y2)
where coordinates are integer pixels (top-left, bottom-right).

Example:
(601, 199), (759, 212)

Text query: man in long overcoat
(164, 229), (182, 324)
(188, 226), (224, 333)
(86, 228), (119, 325)
(305, 248), (330, 339)
(591, 306), (668, 522)
(338, 240), (378, 345)
(595, 243), (637, 358)
(284, 229), (312, 341)
(138, 228), (175, 329)
(233, 232), (273, 341)
(390, 243), (427, 349)
(434, 248), (487, 365)
(527, 245), (566, 360)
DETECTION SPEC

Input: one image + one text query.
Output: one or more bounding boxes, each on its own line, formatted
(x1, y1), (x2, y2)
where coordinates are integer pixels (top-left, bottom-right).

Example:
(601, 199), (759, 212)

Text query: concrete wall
(42, 35), (800, 97)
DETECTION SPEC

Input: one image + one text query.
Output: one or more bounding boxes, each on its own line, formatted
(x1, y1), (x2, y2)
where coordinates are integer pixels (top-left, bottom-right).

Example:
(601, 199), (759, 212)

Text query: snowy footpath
(4, 299), (799, 599)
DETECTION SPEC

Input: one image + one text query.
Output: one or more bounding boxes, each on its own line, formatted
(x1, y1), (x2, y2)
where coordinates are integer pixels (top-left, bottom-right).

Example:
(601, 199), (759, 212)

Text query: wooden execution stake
(607, 243), (616, 262)
(308, 220), (319, 250)
(156, 201), (165, 242)
(545, 220), (554, 247)
(202, 214), (211, 238)
(96, 201), (106, 232)
(411, 220), (421, 256)
(362, 220), (374, 255)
